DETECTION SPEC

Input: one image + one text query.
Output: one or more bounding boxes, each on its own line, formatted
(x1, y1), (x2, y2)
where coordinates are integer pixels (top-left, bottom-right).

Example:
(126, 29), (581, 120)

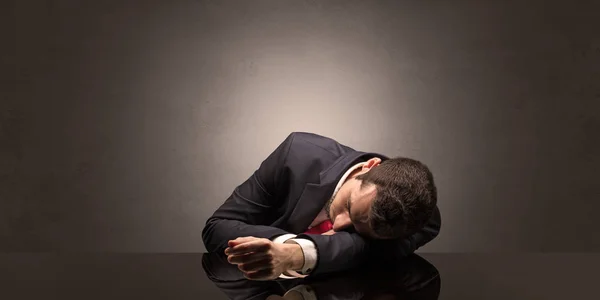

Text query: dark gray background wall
(2, 0), (599, 253)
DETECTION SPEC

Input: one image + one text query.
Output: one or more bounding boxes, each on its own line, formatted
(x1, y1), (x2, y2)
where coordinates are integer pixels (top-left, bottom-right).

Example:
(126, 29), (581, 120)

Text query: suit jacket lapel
(286, 182), (335, 233)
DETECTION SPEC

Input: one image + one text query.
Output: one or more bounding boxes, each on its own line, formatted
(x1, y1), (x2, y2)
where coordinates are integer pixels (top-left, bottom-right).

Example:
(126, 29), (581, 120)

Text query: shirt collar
(330, 161), (367, 199)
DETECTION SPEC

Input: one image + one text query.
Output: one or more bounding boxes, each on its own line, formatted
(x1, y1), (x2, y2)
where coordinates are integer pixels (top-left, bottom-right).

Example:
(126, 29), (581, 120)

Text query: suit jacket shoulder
(284, 132), (354, 172)
(271, 132), (354, 200)
(290, 132), (355, 157)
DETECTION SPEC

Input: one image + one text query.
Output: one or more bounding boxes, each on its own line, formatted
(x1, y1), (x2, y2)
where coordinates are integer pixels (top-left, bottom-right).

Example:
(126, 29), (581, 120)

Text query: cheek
(331, 196), (344, 213)
(331, 203), (343, 219)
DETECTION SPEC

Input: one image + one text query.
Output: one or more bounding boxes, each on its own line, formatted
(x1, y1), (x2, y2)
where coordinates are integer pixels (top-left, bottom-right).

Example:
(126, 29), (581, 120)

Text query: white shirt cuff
(272, 234), (297, 244)
(271, 235), (318, 278)
(286, 238), (317, 275)
(271, 234), (298, 279)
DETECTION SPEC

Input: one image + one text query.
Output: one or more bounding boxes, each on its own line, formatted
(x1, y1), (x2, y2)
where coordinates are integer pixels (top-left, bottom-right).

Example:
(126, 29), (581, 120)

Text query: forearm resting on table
(204, 218), (332, 279)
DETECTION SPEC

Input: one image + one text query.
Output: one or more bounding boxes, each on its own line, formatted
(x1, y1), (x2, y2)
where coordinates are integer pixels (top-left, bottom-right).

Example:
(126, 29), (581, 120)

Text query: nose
(333, 213), (352, 231)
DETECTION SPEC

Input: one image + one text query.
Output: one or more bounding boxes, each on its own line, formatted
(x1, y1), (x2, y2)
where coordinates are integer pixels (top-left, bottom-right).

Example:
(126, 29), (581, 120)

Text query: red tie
(304, 220), (333, 234)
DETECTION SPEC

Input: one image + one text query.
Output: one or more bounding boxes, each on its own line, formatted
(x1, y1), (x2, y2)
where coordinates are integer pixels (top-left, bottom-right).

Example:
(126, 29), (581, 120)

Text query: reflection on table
(202, 252), (440, 300)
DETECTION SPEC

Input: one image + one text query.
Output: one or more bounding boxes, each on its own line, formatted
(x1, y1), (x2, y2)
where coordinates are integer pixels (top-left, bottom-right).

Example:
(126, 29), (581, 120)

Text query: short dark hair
(355, 157), (437, 239)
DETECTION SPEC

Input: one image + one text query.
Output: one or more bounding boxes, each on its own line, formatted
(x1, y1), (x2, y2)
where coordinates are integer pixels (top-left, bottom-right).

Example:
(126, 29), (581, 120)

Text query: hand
(224, 236), (304, 280)
(322, 229), (336, 235)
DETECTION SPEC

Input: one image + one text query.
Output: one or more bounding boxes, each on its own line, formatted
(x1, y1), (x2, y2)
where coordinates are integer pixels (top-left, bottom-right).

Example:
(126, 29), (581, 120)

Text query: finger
(228, 239), (270, 255)
(244, 268), (275, 281)
(225, 237), (260, 255)
(225, 246), (257, 256)
(227, 236), (258, 248)
(238, 257), (272, 273)
(227, 252), (269, 264)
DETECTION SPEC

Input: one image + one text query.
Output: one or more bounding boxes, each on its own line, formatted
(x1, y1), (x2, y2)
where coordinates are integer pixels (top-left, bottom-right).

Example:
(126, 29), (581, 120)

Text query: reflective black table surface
(2, 253), (598, 299)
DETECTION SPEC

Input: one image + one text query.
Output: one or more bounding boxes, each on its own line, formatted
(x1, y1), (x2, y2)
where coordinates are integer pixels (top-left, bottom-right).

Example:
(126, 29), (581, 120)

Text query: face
(325, 157), (382, 238)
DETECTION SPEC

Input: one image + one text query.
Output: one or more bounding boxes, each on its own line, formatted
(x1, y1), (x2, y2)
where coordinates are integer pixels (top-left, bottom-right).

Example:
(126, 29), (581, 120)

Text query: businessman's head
(326, 157), (437, 239)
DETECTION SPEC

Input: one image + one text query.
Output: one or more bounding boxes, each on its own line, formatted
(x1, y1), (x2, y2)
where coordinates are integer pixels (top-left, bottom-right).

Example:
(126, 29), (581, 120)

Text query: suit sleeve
(294, 205), (441, 276)
(202, 133), (296, 252)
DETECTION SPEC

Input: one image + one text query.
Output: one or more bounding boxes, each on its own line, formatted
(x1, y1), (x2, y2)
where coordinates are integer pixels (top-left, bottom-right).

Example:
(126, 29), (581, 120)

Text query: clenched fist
(225, 236), (304, 280)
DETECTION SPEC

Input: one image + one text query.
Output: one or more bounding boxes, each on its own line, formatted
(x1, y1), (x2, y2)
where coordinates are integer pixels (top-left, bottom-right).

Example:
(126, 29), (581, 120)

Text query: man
(202, 132), (441, 280)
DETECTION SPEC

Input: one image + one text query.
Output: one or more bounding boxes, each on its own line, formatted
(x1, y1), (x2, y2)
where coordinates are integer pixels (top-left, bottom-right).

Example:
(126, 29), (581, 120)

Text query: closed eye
(347, 195), (358, 224)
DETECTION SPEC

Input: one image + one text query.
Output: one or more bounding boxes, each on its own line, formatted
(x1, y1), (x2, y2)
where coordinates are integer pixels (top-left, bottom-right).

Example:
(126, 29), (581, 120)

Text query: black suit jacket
(202, 132), (441, 276)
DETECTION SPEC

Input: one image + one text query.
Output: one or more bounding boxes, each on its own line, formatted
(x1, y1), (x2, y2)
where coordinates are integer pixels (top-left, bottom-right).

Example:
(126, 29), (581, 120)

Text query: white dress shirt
(272, 161), (367, 279)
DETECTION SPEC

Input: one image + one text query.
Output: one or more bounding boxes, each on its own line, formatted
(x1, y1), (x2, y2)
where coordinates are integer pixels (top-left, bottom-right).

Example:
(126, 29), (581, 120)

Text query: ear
(362, 157), (382, 170)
